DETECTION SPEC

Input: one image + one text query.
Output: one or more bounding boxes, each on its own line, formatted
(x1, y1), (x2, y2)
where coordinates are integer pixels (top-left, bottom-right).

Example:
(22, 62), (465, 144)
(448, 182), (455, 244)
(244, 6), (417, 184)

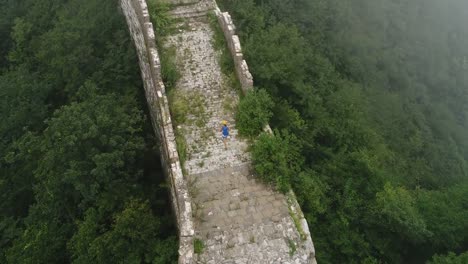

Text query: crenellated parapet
(213, 8), (254, 94)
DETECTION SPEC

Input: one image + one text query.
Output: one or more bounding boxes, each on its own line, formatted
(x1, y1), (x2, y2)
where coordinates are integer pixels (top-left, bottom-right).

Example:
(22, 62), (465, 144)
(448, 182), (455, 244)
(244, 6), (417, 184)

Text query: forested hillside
(219, 0), (468, 263)
(0, 0), (177, 263)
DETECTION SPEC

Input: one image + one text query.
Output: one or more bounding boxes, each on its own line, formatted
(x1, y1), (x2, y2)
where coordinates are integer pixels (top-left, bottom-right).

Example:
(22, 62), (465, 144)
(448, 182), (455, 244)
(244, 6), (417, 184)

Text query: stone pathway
(162, 1), (313, 263)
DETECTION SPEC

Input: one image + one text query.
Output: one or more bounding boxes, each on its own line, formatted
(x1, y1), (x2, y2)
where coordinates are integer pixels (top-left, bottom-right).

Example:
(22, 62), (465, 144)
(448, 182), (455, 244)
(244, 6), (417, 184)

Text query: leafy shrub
(168, 89), (189, 125)
(291, 171), (328, 225)
(236, 89), (273, 138)
(160, 46), (180, 90)
(251, 131), (303, 193)
(375, 183), (432, 243)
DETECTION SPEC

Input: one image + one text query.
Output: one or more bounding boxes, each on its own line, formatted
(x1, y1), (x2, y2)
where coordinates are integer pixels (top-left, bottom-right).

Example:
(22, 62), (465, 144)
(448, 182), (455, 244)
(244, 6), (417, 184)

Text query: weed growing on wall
(168, 89), (189, 125)
(160, 45), (181, 91)
(167, 90), (188, 167)
(288, 238), (297, 257)
(147, 0), (186, 175)
(194, 238), (204, 254)
(175, 129), (187, 168)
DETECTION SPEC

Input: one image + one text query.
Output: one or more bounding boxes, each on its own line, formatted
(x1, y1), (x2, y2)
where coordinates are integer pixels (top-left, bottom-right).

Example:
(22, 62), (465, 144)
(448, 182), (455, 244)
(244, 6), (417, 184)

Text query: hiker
(220, 120), (229, 150)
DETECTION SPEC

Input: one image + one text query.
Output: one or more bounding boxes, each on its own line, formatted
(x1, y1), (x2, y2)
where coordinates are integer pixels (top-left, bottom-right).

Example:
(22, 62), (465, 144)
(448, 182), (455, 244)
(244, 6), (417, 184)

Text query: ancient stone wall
(120, 0), (194, 263)
(213, 8), (254, 94)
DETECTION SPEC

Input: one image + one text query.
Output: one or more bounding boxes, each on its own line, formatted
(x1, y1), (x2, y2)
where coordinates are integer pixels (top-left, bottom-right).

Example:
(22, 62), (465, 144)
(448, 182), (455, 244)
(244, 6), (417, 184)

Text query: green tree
(236, 89), (274, 137)
(251, 131), (303, 192)
(33, 88), (145, 213)
(429, 251), (468, 264)
(375, 183), (432, 243)
(244, 23), (308, 97)
(69, 200), (177, 264)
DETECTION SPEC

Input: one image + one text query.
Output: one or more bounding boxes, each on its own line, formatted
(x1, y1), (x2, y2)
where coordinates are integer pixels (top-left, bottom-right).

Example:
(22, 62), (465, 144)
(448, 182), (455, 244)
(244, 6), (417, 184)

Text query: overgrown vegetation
(428, 251), (468, 264)
(166, 89), (190, 169)
(235, 89), (273, 138)
(168, 88), (212, 167)
(147, 0), (188, 178)
(160, 45), (180, 91)
(0, 0), (177, 262)
(219, 0), (468, 263)
(168, 89), (190, 125)
(287, 238), (297, 257)
(147, 0), (174, 37)
(175, 129), (188, 169)
(147, 0), (180, 91)
(251, 131), (302, 193)
(193, 238), (204, 254)
(287, 194), (307, 241)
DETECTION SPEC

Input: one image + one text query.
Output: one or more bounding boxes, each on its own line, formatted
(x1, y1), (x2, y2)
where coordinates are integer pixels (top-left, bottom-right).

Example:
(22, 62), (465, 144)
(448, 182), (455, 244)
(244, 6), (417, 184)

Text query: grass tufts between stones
(194, 238), (204, 254)
(288, 238), (297, 257)
(160, 46), (181, 91)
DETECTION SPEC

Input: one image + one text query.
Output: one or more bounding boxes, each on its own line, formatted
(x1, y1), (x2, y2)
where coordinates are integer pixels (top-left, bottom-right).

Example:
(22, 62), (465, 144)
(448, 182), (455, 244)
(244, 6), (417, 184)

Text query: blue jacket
(222, 125), (229, 136)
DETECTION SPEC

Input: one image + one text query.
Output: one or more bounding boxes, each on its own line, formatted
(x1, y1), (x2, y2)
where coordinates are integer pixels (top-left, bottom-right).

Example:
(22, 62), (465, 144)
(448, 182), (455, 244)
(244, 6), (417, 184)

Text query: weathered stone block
(231, 35), (242, 53)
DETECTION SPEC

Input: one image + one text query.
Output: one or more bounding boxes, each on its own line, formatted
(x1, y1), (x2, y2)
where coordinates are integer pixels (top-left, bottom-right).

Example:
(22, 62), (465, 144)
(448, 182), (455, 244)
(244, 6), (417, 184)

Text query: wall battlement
(214, 9), (254, 93)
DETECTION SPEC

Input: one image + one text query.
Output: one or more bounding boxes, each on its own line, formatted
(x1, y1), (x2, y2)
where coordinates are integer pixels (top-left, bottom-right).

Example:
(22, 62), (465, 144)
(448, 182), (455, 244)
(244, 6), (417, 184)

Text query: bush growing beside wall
(235, 89), (273, 138)
(160, 46), (180, 90)
(251, 131), (303, 193)
(147, 0), (173, 36)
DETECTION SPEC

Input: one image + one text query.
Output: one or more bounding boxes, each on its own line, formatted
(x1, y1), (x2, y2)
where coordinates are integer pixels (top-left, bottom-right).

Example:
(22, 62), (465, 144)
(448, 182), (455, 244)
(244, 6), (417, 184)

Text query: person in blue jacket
(220, 120), (229, 150)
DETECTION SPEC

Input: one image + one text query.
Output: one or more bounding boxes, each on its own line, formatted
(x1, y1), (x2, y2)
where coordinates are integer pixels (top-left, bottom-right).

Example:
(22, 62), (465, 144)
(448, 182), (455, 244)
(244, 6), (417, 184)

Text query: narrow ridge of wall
(120, 0), (194, 263)
(213, 3), (317, 263)
(213, 8), (254, 93)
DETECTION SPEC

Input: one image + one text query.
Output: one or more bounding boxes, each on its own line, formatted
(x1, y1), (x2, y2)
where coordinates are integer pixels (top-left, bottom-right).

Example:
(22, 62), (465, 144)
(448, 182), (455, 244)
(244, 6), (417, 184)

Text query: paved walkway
(163, 1), (312, 263)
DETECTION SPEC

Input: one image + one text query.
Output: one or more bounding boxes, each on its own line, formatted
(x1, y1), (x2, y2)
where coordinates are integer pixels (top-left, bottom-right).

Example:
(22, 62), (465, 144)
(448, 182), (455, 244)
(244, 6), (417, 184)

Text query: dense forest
(219, 0), (468, 263)
(0, 0), (177, 263)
